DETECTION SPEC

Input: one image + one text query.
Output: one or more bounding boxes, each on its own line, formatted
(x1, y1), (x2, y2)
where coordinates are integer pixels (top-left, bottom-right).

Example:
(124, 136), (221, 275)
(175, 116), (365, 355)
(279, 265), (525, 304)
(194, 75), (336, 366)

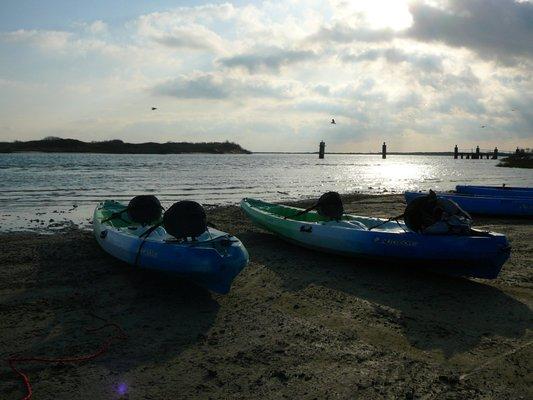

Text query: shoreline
(1, 194), (532, 399)
(0, 193), (406, 235)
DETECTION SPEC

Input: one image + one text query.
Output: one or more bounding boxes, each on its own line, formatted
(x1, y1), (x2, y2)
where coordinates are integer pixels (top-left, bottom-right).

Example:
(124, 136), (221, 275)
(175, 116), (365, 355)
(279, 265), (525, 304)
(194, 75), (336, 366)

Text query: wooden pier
(454, 145), (501, 160)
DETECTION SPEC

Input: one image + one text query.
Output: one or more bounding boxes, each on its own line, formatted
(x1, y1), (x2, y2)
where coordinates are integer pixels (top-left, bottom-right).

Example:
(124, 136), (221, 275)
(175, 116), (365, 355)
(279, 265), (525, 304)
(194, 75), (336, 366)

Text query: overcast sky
(0, 0), (532, 152)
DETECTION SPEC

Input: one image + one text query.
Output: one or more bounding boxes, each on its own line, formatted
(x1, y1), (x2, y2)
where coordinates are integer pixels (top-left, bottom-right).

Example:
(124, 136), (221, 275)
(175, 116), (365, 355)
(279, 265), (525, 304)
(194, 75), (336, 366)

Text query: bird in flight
(331, 118), (336, 124)
(151, 107), (157, 111)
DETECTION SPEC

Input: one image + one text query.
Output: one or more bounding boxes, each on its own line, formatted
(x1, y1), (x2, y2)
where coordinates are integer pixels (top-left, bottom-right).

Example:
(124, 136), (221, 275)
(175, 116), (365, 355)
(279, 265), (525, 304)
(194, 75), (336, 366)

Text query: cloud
(309, 23), (394, 44)
(340, 47), (443, 72)
(417, 67), (480, 90)
(154, 74), (229, 99)
(407, 0), (533, 63)
(153, 73), (298, 99)
(87, 20), (108, 35)
(433, 90), (486, 115)
(151, 25), (224, 51)
(1, 29), (71, 50)
(136, 4), (236, 52)
(218, 47), (318, 73)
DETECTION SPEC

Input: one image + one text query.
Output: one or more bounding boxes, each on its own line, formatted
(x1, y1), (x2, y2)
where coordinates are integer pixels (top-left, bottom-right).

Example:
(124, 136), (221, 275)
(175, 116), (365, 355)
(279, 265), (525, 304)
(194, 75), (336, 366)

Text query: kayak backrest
(163, 200), (207, 240)
(127, 195), (163, 224)
(315, 192), (344, 221)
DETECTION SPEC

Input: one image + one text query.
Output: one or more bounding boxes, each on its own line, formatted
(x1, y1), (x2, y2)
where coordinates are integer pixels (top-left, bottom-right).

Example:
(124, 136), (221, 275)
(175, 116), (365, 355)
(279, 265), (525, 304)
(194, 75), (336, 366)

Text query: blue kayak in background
(405, 191), (533, 217)
(456, 185), (533, 198)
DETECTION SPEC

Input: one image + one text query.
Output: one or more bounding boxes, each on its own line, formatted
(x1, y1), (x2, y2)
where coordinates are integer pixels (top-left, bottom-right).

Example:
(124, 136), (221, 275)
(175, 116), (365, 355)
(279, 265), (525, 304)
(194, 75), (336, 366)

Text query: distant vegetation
(0, 138), (251, 154)
(497, 149), (532, 169)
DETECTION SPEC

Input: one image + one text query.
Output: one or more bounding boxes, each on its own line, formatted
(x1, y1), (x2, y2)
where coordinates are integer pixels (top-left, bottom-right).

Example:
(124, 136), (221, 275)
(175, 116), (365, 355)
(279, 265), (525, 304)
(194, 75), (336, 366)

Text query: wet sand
(1, 194), (532, 399)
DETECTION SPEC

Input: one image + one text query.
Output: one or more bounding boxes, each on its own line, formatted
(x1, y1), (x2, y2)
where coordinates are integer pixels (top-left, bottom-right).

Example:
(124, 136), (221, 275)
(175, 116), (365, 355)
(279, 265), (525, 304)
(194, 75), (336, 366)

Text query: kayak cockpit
(242, 198), (410, 233)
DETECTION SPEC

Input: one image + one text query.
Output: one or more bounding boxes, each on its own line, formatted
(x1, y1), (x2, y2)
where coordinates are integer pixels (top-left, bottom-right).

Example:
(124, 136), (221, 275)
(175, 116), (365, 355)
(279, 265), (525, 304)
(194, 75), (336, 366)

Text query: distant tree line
(0, 137), (251, 154)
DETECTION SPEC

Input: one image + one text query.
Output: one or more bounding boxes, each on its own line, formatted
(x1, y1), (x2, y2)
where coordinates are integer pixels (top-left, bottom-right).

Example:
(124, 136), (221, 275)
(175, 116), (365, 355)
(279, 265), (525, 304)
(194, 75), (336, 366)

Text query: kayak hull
(405, 191), (533, 217)
(241, 198), (510, 279)
(456, 185), (533, 198)
(93, 200), (249, 294)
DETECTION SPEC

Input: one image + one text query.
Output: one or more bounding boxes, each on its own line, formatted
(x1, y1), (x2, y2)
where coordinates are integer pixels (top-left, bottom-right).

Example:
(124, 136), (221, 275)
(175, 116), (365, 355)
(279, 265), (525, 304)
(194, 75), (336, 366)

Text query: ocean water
(1, 153), (531, 232)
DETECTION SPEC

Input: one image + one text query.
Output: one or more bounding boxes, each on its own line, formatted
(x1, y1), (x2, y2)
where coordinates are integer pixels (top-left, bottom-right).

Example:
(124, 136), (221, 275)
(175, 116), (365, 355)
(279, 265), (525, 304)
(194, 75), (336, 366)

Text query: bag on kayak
(404, 190), (472, 235)
(127, 195), (163, 224)
(163, 200), (207, 240)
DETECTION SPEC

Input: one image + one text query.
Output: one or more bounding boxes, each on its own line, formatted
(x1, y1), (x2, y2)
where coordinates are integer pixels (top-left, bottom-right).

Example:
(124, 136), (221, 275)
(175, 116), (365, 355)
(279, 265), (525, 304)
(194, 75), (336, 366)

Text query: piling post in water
(454, 145), (458, 159)
(492, 147), (498, 159)
(382, 142), (387, 159)
(319, 141), (325, 159)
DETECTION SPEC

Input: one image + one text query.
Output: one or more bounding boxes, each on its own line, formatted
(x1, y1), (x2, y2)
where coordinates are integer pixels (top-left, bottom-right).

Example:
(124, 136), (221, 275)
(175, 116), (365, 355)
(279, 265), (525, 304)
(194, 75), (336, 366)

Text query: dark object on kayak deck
(290, 191), (344, 221)
(102, 195), (162, 224)
(163, 200), (207, 240)
(315, 191), (344, 220)
(404, 190), (472, 234)
(127, 195), (163, 224)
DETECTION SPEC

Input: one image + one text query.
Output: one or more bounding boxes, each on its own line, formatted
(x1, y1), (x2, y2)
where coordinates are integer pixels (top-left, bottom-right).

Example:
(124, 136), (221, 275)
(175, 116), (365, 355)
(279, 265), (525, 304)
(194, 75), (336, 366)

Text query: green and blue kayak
(240, 198), (510, 279)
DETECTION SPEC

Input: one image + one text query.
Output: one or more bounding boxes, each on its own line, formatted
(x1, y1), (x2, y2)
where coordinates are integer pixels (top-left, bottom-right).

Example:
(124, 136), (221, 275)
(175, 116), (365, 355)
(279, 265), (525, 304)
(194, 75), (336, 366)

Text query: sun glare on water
(372, 161), (429, 185)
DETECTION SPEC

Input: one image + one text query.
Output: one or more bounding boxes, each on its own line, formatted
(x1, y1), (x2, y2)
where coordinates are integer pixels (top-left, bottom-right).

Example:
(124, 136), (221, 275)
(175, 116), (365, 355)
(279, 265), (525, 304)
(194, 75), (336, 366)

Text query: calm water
(1, 153), (532, 232)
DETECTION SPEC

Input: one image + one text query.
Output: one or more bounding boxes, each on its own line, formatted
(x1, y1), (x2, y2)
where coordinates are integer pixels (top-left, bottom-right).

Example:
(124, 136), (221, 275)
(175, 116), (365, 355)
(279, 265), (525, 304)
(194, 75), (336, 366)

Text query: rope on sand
(6, 312), (127, 400)
(459, 339), (533, 381)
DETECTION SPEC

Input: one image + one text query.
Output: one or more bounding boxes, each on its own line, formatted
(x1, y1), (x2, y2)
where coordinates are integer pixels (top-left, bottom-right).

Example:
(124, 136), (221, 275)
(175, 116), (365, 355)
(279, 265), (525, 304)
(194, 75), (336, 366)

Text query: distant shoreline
(0, 138), (516, 157)
(0, 138), (251, 155)
(1, 151), (493, 156)
(254, 152), (456, 156)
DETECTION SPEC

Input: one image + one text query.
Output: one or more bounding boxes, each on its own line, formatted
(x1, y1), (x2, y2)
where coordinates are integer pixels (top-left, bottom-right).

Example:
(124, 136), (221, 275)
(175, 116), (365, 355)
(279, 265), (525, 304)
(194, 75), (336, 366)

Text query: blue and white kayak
(93, 200), (249, 294)
(241, 198), (510, 279)
(456, 185), (533, 198)
(405, 191), (533, 217)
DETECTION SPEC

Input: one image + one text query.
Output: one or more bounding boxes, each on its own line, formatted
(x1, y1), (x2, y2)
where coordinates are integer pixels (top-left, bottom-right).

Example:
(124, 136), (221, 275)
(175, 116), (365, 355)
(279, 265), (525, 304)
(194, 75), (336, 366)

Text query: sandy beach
(1, 194), (532, 399)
